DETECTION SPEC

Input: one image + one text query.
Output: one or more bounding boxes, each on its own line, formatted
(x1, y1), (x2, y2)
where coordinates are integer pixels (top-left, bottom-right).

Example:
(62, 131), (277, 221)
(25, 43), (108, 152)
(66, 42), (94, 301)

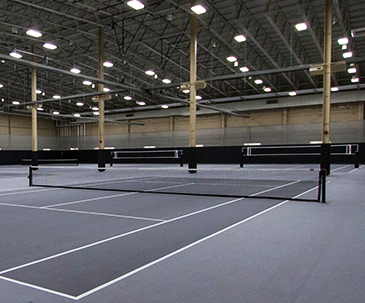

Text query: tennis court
(1, 163), (364, 302)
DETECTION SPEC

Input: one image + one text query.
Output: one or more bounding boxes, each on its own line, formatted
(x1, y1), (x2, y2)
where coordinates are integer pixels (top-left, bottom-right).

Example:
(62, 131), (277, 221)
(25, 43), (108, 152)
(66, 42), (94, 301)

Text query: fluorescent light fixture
(137, 101), (146, 106)
(144, 146), (156, 149)
(70, 67), (81, 74)
(83, 80), (92, 85)
(145, 70), (155, 76)
(342, 45), (348, 50)
(92, 106), (99, 111)
(154, 74), (158, 79)
(26, 29), (42, 38)
(289, 91), (297, 96)
(234, 35), (246, 42)
(103, 87), (111, 92)
(53, 95), (61, 99)
(338, 37), (349, 45)
(161, 105), (169, 109)
(124, 96), (132, 100)
(295, 23), (307, 31)
(196, 95), (202, 100)
(74, 113), (81, 117)
(310, 141), (323, 144)
(36, 89), (42, 94)
(191, 4), (206, 15)
(43, 148), (51, 151)
(53, 111), (60, 115)
(12, 101), (20, 105)
(0, 84), (3, 88)
(244, 143), (262, 146)
(234, 61), (239, 67)
(254, 79), (263, 85)
(227, 56), (237, 62)
(351, 77), (359, 83)
(103, 61), (113, 68)
(162, 79), (171, 84)
(264, 87), (271, 92)
(43, 43), (57, 50)
(127, 0), (144, 10)
(331, 87), (339, 92)
(36, 107), (44, 111)
(348, 67), (357, 74)
(76, 102), (84, 106)
(93, 111), (100, 115)
(196, 144), (204, 147)
(183, 89), (190, 94)
(10, 51), (22, 59)
(240, 67), (249, 72)
(343, 51), (353, 58)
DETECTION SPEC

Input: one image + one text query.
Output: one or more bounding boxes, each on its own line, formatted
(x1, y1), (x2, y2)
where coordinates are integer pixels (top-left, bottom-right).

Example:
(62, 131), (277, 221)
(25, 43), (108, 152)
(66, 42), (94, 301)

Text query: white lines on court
(249, 180), (301, 197)
(0, 197), (245, 278)
(331, 165), (351, 172)
(147, 183), (195, 191)
(0, 188), (57, 196)
(349, 165), (363, 174)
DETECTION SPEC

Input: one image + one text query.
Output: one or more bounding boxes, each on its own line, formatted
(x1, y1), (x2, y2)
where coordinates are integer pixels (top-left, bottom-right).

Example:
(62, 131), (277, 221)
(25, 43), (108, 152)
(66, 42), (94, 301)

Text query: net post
(28, 166), (33, 187)
(188, 147), (197, 174)
(98, 150), (106, 172)
(320, 143), (331, 175)
(355, 149), (359, 169)
(110, 151), (114, 167)
(319, 169), (326, 203)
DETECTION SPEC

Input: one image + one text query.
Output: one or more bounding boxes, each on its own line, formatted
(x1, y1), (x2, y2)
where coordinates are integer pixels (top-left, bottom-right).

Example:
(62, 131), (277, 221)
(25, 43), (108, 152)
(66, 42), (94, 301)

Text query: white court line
(147, 183), (195, 191)
(249, 180), (301, 197)
(331, 165), (351, 172)
(0, 177), (27, 181)
(42, 192), (138, 208)
(0, 197), (245, 276)
(0, 276), (77, 300)
(75, 200), (290, 300)
(349, 165), (363, 174)
(0, 188), (57, 196)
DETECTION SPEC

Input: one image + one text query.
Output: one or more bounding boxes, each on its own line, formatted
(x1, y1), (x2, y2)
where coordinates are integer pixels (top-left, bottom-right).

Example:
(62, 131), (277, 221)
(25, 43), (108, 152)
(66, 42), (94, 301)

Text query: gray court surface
(0, 164), (364, 302)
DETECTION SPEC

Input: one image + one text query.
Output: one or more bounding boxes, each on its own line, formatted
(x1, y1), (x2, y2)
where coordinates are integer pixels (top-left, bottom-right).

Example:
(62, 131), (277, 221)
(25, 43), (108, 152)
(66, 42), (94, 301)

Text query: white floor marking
(0, 188), (56, 197)
(331, 165), (351, 172)
(0, 276), (77, 300)
(0, 197), (245, 276)
(147, 183), (195, 191)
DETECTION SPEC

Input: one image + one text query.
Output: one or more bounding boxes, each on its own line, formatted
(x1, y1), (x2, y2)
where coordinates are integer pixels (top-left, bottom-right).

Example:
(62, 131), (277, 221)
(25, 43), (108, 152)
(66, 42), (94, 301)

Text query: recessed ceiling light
(161, 105), (169, 109)
(76, 102), (84, 106)
(103, 87), (111, 92)
(162, 79), (171, 84)
(196, 95), (202, 100)
(92, 106), (99, 111)
(136, 101), (146, 106)
(254, 79), (263, 85)
(53, 95), (61, 99)
(348, 67), (357, 73)
(124, 96), (132, 100)
(12, 101), (20, 105)
(36, 107), (44, 111)
(343, 51), (353, 58)
(0, 84), (3, 88)
(103, 61), (113, 68)
(338, 37), (349, 45)
(289, 91), (297, 96)
(74, 113), (81, 117)
(191, 4), (206, 15)
(93, 111), (100, 115)
(36, 89), (42, 94)
(234, 35), (246, 42)
(53, 111), (60, 115)
(240, 67), (249, 72)
(26, 29), (42, 38)
(43, 43), (57, 50)
(264, 87), (272, 92)
(145, 70), (155, 76)
(70, 67), (81, 74)
(83, 80), (92, 85)
(227, 56), (237, 62)
(183, 89), (190, 94)
(351, 77), (359, 83)
(331, 87), (339, 92)
(10, 51), (22, 59)
(127, 0), (144, 10)
(342, 45), (348, 50)
(295, 23), (307, 31)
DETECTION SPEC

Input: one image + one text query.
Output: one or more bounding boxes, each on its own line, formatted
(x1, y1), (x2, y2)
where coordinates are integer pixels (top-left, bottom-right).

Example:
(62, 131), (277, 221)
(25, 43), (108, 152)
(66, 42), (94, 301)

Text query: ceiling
(0, 0), (364, 121)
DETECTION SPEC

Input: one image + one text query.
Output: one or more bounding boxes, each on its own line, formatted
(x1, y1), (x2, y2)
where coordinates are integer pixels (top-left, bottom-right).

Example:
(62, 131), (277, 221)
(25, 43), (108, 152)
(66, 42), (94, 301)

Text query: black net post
(321, 169), (326, 203)
(28, 166), (33, 186)
(32, 151), (38, 167)
(188, 147), (197, 173)
(320, 143), (331, 175)
(355, 150), (360, 169)
(110, 151), (114, 167)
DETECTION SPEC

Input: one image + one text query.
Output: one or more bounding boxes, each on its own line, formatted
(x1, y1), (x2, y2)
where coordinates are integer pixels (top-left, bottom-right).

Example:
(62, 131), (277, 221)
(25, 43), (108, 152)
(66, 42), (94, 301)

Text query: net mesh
(30, 164), (323, 202)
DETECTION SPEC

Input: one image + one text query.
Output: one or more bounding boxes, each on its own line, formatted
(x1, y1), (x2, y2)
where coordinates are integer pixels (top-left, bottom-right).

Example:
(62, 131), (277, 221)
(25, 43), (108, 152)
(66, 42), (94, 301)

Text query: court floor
(0, 164), (364, 302)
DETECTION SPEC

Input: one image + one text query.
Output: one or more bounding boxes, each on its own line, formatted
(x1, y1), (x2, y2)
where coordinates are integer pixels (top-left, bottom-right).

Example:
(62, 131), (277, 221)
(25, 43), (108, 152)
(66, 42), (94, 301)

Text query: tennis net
(29, 164), (326, 202)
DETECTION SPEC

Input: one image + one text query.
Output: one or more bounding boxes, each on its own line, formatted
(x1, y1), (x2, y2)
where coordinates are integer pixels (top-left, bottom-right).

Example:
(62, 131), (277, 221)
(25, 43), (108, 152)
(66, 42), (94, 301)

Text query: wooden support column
(282, 108), (288, 125)
(31, 45), (38, 166)
(98, 26), (106, 170)
(169, 116), (174, 131)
